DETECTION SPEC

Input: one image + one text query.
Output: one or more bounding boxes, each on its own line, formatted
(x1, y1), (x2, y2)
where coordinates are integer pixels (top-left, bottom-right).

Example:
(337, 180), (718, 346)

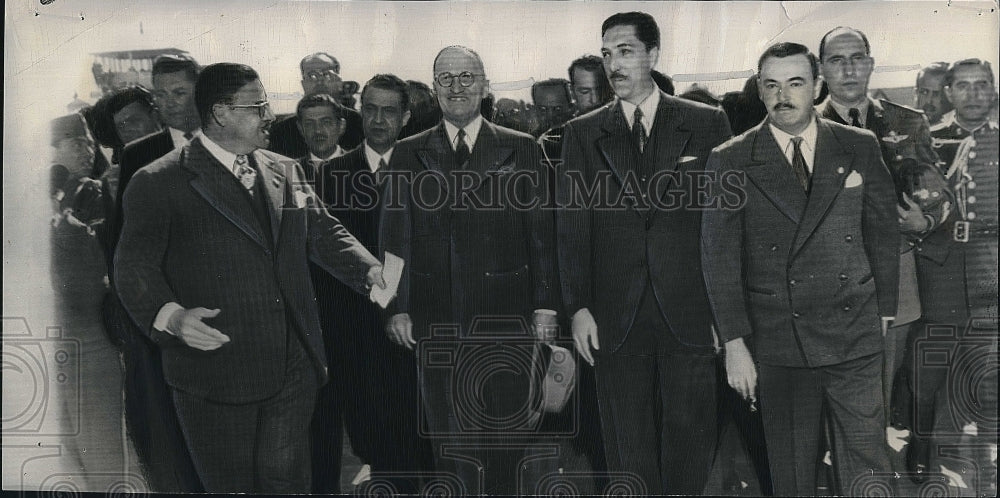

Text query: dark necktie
(790, 137), (810, 192)
(848, 108), (862, 128)
(454, 129), (470, 166)
(377, 158), (387, 171)
(633, 107), (647, 154)
(183, 131), (194, 141)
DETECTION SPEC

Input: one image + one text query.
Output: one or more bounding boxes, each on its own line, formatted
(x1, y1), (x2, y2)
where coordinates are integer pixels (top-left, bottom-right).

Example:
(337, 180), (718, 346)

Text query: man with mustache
(817, 26), (948, 436)
(703, 42), (898, 496)
(557, 11), (732, 494)
(915, 62), (953, 126)
(115, 62), (385, 493)
(268, 52), (364, 160)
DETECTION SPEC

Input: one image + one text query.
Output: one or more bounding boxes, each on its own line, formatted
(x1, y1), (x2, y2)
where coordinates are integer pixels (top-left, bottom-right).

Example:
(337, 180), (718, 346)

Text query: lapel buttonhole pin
(837, 167), (845, 174)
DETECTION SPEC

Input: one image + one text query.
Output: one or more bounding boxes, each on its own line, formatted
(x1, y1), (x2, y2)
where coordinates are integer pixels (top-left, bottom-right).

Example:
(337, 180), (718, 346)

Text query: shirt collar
(309, 146), (344, 164)
(443, 116), (484, 151)
(168, 127), (199, 148)
(198, 134), (241, 177)
(768, 115), (818, 170)
(619, 86), (660, 133)
(364, 142), (393, 172)
(828, 97), (870, 127)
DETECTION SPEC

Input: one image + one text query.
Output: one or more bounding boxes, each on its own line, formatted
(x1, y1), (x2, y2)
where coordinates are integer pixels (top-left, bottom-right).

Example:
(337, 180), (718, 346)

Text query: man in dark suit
(103, 54), (204, 493)
(382, 46), (560, 495)
(556, 12), (732, 495)
(114, 63), (385, 494)
(311, 74), (432, 493)
(702, 42), (899, 496)
(268, 52), (363, 159)
(817, 27), (948, 431)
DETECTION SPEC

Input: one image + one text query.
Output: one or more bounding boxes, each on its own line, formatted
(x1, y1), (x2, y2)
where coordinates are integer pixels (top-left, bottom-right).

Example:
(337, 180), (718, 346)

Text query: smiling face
(433, 47), (488, 128)
(759, 53), (817, 135)
(601, 24), (658, 105)
(819, 31), (874, 107)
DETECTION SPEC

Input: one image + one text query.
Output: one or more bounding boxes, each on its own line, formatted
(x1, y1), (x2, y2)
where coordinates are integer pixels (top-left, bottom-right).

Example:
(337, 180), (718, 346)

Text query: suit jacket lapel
(417, 123), (448, 172)
(647, 94), (692, 211)
(792, 119), (853, 255)
(253, 151), (287, 244)
(745, 122), (808, 224)
(184, 140), (269, 249)
(596, 102), (638, 191)
(472, 123), (515, 173)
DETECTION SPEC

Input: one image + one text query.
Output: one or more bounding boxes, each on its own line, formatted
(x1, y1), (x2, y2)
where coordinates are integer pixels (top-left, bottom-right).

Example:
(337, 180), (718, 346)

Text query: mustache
(609, 71), (626, 80)
(773, 102), (796, 111)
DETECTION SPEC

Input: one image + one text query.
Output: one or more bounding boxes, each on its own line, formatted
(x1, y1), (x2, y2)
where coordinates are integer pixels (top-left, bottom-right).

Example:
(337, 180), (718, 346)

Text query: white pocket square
(844, 170), (864, 188)
(678, 156), (699, 164)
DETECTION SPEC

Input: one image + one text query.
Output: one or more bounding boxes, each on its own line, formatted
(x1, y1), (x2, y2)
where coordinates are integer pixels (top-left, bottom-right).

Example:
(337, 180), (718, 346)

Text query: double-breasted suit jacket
(703, 117), (900, 368)
(115, 138), (379, 404)
(381, 121), (559, 336)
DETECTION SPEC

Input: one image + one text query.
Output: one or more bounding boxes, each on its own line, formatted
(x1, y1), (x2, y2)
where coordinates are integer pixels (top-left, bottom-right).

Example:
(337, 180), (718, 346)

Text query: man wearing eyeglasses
(268, 52), (364, 160)
(382, 45), (559, 495)
(114, 63), (386, 493)
(817, 27), (950, 442)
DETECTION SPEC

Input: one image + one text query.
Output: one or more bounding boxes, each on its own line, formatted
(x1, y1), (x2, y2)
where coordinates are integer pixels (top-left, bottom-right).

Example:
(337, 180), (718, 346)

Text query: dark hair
(601, 12), (659, 51)
(89, 86), (158, 149)
(568, 54), (616, 104)
(818, 27), (870, 61)
(757, 42), (820, 81)
(568, 55), (604, 80)
(296, 93), (347, 121)
(945, 58), (995, 87)
(299, 52), (340, 75)
(152, 54), (200, 82)
(651, 70), (675, 96)
(361, 74), (410, 112)
(531, 78), (573, 104)
(195, 63), (260, 127)
(916, 62), (950, 85)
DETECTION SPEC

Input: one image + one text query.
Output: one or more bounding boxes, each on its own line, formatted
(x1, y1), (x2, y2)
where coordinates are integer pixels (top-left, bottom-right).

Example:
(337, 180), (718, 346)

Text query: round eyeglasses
(435, 71), (484, 88)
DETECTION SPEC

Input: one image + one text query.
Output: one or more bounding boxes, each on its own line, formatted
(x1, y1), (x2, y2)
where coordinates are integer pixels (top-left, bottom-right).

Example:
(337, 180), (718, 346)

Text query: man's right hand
(167, 307), (230, 351)
(571, 308), (600, 366)
(724, 337), (757, 401)
(387, 313), (415, 350)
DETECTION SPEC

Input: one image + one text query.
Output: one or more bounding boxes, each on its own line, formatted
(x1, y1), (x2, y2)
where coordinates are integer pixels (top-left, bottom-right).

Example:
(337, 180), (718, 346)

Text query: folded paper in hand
(370, 251), (404, 309)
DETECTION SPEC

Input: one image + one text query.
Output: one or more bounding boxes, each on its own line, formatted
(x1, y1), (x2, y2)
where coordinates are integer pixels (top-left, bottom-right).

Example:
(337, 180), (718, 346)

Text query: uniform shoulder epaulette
(878, 98), (922, 116)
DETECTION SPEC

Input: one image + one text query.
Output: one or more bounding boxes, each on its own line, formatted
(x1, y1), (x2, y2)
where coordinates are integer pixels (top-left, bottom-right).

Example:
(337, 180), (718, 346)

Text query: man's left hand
(897, 193), (929, 232)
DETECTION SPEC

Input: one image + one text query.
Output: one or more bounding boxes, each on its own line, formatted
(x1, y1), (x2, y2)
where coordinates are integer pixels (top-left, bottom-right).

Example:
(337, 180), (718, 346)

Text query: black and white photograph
(2, 1), (997, 495)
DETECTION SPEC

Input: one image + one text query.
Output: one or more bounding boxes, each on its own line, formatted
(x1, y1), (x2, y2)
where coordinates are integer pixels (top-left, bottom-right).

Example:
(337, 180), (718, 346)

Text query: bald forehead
(434, 47), (484, 74)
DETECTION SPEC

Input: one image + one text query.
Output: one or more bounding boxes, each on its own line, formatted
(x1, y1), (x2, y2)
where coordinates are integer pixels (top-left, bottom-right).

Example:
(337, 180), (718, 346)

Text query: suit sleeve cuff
(153, 302), (183, 335)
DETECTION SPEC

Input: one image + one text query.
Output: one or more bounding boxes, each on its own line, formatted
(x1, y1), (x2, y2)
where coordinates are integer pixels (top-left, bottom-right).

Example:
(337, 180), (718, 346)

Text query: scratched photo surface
(3, 0), (998, 495)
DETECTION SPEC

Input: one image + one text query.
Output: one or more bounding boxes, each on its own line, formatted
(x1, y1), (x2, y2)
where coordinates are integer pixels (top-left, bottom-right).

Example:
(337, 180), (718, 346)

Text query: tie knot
(183, 131), (194, 141)
(848, 108), (860, 119)
(457, 128), (466, 141)
(633, 107), (644, 122)
(791, 136), (804, 147)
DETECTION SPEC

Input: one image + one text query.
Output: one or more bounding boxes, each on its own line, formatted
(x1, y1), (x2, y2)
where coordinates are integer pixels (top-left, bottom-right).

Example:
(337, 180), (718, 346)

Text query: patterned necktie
(455, 129), (471, 166)
(790, 137), (810, 192)
(848, 108), (862, 128)
(633, 107), (647, 154)
(234, 155), (256, 195)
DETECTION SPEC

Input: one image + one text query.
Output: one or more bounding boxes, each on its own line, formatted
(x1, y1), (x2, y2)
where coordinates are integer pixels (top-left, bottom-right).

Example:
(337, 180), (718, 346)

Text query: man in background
(568, 54), (614, 115)
(915, 62), (953, 126)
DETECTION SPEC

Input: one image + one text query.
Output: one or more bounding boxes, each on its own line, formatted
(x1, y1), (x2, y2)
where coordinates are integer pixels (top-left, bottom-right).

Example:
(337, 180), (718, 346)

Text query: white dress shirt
(827, 98), (870, 128)
(768, 117), (818, 174)
(168, 127), (199, 148)
(443, 116), (484, 152)
(619, 85), (660, 133)
(363, 143), (393, 172)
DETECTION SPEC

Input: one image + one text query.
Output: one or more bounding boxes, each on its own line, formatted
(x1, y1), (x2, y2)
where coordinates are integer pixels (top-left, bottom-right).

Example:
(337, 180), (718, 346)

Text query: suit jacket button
(792, 312), (801, 318)
(839, 273), (848, 281)
(845, 235), (854, 242)
(843, 305), (851, 311)
(771, 244), (778, 251)
(789, 279), (797, 286)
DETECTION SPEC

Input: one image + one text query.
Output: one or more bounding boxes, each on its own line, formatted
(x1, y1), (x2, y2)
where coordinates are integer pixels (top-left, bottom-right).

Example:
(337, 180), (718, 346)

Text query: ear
(401, 110), (412, 129)
(211, 103), (228, 127)
(943, 86), (955, 105)
(649, 46), (661, 68)
(296, 119), (304, 134)
(813, 76), (825, 101)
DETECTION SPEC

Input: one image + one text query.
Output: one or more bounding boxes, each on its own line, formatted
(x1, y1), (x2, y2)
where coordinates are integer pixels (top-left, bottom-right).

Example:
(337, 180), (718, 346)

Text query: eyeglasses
(229, 101), (272, 119)
(435, 71), (484, 88)
(305, 70), (342, 83)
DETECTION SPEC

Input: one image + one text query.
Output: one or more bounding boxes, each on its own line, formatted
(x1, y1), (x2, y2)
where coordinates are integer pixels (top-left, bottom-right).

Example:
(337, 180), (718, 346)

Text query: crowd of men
(47, 10), (997, 496)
